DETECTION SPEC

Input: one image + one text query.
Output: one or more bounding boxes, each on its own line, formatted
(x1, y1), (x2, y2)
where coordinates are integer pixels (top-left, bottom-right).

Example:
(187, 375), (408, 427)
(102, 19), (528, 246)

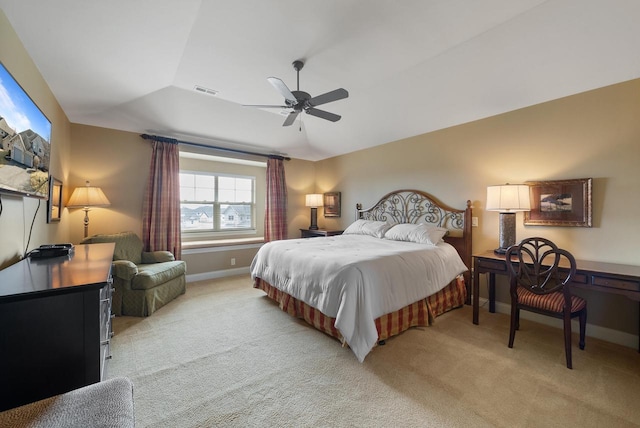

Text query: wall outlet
(230, 258), (236, 266)
(472, 217), (479, 227)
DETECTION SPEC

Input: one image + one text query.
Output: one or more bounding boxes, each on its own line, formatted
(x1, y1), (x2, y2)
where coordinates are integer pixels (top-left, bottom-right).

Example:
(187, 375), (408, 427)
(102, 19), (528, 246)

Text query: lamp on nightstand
(305, 194), (324, 230)
(486, 184), (530, 254)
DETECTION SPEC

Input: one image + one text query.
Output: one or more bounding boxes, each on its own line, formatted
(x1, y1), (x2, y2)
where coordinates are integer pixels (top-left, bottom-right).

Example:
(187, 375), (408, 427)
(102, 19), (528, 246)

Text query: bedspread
(250, 235), (468, 361)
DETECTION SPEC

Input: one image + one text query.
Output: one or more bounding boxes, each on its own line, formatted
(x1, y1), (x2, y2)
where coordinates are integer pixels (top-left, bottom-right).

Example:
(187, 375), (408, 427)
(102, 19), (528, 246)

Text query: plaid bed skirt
(254, 275), (466, 343)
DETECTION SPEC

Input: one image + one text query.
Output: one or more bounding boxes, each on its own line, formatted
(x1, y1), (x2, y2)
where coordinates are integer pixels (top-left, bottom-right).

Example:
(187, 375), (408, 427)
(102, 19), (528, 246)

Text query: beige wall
(0, 9), (72, 268)
(315, 79), (640, 336)
(67, 124), (151, 243)
(284, 158), (317, 238)
(67, 131), (317, 277)
(316, 80), (640, 265)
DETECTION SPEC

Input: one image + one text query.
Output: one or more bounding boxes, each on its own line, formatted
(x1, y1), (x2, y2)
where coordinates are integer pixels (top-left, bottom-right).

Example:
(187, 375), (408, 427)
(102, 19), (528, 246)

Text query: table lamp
(67, 180), (111, 238)
(305, 194), (324, 230)
(486, 184), (530, 254)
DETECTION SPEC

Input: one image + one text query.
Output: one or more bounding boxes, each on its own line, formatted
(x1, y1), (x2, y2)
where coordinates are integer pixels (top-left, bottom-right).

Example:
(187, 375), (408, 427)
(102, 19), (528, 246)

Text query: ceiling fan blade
(282, 111), (300, 126)
(306, 108), (341, 122)
(242, 104), (289, 108)
(308, 88), (348, 107)
(267, 77), (297, 104)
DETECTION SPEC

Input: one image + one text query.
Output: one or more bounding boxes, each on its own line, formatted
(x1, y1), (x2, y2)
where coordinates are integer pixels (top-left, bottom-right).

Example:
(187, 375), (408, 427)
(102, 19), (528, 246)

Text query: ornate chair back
(505, 237), (586, 369)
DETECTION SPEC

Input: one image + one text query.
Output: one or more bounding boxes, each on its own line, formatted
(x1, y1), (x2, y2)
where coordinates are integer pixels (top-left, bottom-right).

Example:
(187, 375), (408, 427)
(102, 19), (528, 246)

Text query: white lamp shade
(486, 184), (530, 212)
(305, 194), (324, 207)
(67, 181), (111, 208)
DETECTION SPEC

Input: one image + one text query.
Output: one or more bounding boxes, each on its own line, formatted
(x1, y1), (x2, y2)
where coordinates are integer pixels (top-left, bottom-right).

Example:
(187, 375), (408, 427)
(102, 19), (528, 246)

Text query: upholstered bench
(0, 377), (135, 428)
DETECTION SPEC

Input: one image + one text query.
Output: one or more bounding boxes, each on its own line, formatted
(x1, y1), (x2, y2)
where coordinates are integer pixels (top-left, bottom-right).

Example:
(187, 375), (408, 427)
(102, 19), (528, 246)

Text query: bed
(251, 189), (472, 362)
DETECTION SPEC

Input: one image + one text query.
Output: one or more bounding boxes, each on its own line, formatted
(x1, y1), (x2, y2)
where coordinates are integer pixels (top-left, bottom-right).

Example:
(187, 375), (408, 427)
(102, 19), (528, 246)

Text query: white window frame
(180, 171), (256, 234)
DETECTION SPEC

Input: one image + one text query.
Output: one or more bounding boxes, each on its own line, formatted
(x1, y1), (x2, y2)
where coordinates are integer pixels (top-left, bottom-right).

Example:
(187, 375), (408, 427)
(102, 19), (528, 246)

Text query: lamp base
(309, 207), (319, 230)
(496, 212), (516, 255)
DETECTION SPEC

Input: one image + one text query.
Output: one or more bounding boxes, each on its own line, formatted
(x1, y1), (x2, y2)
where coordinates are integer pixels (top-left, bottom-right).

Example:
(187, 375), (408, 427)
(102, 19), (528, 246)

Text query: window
(180, 172), (255, 233)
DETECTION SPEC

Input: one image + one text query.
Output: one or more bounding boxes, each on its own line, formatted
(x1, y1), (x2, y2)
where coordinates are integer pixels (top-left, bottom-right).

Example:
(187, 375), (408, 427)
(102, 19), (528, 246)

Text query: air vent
(193, 85), (218, 96)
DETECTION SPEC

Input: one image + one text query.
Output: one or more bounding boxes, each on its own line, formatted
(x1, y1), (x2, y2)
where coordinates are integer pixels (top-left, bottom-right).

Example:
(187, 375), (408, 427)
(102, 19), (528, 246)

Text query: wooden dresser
(0, 243), (115, 411)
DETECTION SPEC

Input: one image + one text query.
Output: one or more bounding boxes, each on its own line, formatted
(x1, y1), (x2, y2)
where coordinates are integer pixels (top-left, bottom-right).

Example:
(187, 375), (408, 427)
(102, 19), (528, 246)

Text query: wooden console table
(0, 243), (115, 411)
(472, 250), (640, 350)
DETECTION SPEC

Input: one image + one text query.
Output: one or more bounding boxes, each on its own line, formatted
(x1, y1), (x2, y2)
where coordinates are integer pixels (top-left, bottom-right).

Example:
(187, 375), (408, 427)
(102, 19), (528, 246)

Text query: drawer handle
(101, 339), (110, 346)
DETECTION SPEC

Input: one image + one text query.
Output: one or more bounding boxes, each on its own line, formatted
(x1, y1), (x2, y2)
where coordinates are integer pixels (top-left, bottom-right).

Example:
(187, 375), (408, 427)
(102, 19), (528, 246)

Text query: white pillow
(384, 223), (448, 245)
(343, 219), (394, 238)
(383, 223), (422, 241)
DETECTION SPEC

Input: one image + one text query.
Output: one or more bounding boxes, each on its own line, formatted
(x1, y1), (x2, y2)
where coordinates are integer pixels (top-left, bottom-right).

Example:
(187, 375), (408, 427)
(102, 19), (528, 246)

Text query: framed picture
(323, 192), (341, 217)
(524, 178), (592, 227)
(47, 176), (63, 223)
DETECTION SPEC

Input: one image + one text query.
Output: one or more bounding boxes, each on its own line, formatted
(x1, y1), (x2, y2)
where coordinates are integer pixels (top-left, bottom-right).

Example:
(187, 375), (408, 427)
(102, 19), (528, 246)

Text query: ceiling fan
(244, 60), (349, 126)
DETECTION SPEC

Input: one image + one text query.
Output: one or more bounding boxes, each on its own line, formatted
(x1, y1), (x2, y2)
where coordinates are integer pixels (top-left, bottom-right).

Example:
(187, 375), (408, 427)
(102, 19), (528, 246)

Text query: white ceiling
(2, 0), (640, 161)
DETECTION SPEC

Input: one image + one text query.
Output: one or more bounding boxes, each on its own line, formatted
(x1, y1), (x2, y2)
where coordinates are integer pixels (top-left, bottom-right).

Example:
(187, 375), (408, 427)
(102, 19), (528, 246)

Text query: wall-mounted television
(0, 61), (52, 199)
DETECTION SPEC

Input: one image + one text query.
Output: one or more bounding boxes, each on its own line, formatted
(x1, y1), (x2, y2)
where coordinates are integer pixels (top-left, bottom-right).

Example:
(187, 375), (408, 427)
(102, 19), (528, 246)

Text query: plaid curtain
(142, 140), (182, 259)
(265, 157), (288, 242)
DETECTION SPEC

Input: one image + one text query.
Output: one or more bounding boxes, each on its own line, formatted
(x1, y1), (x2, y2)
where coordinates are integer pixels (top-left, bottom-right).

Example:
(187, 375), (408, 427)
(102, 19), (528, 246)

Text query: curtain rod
(140, 134), (291, 161)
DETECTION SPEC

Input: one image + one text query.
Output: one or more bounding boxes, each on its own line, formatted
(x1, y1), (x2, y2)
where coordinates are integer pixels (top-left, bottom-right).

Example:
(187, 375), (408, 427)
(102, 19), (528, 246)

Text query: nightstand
(300, 229), (344, 238)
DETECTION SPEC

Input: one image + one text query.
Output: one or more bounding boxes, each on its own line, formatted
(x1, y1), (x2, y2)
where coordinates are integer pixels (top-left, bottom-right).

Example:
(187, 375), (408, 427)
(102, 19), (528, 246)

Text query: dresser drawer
(591, 275), (640, 292)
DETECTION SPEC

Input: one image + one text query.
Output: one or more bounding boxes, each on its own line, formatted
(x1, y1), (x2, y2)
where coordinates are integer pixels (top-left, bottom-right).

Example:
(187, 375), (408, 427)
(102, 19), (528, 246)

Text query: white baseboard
(481, 298), (638, 350)
(186, 266), (250, 283)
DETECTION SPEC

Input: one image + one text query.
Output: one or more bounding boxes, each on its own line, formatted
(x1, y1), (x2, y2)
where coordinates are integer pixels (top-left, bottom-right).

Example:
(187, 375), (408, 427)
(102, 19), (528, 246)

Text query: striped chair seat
(517, 287), (586, 314)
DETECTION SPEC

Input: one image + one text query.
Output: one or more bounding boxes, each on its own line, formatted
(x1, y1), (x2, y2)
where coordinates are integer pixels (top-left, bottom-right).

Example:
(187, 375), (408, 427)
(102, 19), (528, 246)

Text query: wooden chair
(505, 237), (587, 369)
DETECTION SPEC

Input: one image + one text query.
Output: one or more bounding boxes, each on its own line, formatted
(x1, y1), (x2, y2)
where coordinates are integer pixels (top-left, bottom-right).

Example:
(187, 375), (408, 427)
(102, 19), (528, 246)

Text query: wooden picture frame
(323, 192), (341, 217)
(524, 178), (592, 227)
(47, 176), (63, 223)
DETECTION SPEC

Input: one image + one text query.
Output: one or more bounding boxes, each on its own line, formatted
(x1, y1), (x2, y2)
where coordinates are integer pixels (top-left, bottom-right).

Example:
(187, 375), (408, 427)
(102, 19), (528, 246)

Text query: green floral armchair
(82, 231), (186, 316)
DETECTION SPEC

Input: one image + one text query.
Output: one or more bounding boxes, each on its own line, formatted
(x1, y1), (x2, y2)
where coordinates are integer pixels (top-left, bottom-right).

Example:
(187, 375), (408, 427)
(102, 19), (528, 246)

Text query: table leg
(489, 273), (496, 313)
(473, 259), (480, 325)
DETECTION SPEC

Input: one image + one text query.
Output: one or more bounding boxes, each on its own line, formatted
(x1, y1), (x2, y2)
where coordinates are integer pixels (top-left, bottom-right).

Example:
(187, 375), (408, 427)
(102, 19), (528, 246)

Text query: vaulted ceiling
(2, 1), (639, 161)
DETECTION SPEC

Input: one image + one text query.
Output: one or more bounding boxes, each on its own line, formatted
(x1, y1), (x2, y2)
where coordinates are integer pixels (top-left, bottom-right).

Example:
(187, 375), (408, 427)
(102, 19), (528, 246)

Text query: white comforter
(250, 234), (468, 362)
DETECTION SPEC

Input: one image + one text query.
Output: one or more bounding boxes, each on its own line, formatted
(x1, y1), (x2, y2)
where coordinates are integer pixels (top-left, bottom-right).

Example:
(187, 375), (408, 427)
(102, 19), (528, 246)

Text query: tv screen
(0, 62), (52, 199)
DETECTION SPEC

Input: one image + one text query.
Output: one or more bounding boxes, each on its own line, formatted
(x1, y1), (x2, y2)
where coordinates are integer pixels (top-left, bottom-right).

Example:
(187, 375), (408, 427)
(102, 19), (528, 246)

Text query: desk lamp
(486, 184), (530, 254)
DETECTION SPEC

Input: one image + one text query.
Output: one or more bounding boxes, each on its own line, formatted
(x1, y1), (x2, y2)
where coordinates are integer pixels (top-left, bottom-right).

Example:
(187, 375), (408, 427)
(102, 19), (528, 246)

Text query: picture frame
(47, 176), (63, 223)
(524, 178), (592, 227)
(323, 192), (341, 218)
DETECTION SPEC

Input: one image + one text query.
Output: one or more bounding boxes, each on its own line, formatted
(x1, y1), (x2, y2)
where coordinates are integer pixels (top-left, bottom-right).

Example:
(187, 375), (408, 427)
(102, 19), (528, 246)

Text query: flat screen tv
(0, 62), (52, 199)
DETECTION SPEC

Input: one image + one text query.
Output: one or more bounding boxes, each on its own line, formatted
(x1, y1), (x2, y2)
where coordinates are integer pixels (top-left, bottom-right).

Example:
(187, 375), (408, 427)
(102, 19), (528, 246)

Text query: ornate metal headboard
(356, 189), (472, 300)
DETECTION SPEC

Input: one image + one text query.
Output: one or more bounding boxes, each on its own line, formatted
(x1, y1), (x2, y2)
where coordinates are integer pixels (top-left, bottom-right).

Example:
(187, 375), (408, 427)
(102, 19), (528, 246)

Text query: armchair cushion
(132, 261), (186, 291)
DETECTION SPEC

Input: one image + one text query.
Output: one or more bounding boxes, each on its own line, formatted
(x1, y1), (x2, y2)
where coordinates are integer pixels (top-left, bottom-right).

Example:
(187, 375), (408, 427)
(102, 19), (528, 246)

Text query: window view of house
(179, 172), (255, 232)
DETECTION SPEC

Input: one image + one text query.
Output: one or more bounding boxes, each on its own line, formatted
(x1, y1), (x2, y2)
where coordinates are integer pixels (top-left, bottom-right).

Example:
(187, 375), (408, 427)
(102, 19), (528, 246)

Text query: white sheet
(250, 235), (468, 362)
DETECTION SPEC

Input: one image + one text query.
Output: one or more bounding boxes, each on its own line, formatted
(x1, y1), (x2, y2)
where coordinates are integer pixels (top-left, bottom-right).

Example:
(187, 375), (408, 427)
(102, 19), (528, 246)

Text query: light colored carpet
(108, 275), (640, 428)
